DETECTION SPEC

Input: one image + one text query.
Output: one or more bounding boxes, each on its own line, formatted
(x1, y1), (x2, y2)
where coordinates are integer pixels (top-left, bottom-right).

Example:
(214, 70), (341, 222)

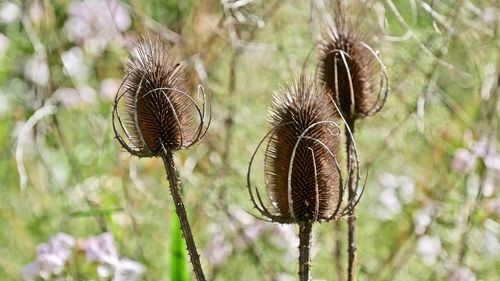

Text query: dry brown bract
(248, 76), (349, 224)
(318, 9), (388, 120)
(113, 36), (210, 157)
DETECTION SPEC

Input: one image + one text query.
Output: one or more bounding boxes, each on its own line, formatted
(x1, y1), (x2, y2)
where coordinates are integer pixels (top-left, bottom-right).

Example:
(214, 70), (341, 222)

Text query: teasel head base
(112, 36), (211, 159)
(318, 18), (389, 121)
(247, 76), (365, 224)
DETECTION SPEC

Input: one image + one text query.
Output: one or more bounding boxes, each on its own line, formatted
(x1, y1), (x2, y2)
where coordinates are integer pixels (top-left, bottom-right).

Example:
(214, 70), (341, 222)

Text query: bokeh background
(0, 0), (498, 280)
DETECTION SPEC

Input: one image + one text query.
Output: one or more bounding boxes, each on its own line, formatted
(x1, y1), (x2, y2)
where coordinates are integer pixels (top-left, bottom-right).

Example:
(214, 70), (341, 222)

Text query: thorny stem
(162, 149), (206, 281)
(346, 118), (357, 281)
(334, 221), (344, 281)
(299, 222), (313, 281)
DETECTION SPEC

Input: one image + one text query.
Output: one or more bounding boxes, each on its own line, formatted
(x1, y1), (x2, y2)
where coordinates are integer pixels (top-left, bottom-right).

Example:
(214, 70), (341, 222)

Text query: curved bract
(318, 8), (388, 120)
(112, 36), (211, 157)
(247, 76), (362, 224)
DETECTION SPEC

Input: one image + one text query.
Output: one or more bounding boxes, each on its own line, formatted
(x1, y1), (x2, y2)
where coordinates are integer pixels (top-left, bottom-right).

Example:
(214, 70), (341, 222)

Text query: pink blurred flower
(204, 231), (233, 266)
(113, 258), (145, 281)
(65, 0), (131, 55)
(417, 235), (441, 265)
(61, 47), (90, 81)
(83, 232), (145, 280)
(377, 173), (415, 220)
(29, 0), (44, 25)
(53, 86), (96, 108)
(449, 266), (476, 281)
(485, 153), (500, 179)
(21, 233), (75, 281)
(21, 261), (40, 281)
(0, 2), (21, 24)
(413, 203), (437, 235)
(24, 55), (49, 86)
(100, 78), (121, 101)
(452, 148), (476, 174)
(84, 232), (119, 264)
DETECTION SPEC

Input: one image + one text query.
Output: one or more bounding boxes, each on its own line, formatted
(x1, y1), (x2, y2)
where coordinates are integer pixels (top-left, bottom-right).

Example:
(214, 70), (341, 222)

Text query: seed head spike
(112, 36), (210, 157)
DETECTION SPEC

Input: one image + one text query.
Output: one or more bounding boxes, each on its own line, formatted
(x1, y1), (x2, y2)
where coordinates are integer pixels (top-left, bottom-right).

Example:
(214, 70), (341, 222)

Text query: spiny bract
(265, 76), (342, 222)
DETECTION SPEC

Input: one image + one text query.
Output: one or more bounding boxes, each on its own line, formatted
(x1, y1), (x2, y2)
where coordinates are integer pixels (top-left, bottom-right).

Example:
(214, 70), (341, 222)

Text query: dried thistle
(247, 76), (362, 281)
(318, 3), (388, 281)
(113, 36), (210, 157)
(247, 76), (361, 224)
(112, 36), (210, 281)
(266, 77), (341, 222)
(318, 3), (388, 121)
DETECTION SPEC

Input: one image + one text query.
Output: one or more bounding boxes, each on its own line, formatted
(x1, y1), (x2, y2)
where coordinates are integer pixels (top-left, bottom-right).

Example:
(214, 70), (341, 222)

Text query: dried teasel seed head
(113, 36), (210, 157)
(318, 3), (384, 120)
(264, 76), (342, 223)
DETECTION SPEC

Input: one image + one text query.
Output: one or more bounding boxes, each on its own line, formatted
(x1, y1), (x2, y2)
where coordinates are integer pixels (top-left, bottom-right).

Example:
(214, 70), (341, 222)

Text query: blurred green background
(0, 0), (498, 280)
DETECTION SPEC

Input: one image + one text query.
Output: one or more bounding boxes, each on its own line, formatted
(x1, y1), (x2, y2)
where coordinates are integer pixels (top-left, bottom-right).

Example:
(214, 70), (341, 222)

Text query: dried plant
(247, 76), (361, 281)
(114, 37), (210, 157)
(112, 36), (210, 281)
(318, 2), (388, 122)
(317, 2), (389, 281)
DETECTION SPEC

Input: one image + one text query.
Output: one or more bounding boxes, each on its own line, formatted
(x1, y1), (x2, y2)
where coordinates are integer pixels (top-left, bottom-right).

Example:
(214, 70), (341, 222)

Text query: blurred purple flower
(65, 0), (131, 55)
(112, 258), (145, 281)
(485, 153), (500, 179)
(54, 86), (96, 108)
(449, 266), (476, 281)
(204, 231), (233, 266)
(376, 173), (415, 220)
(29, 1), (44, 25)
(61, 47), (90, 81)
(471, 138), (493, 158)
(21, 233), (75, 281)
(84, 232), (119, 264)
(24, 55), (49, 86)
(100, 78), (121, 101)
(452, 148), (476, 174)
(83, 232), (145, 280)
(21, 261), (40, 281)
(413, 203), (437, 235)
(22, 232), (144, 280)
(483, 7), (498, 27)
(416, 235), (441, 265)
(0, 2), (21, 24)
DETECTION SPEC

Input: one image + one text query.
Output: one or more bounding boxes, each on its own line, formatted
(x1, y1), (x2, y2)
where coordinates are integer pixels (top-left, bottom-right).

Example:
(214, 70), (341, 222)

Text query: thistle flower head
(248, 76), (352, 224)
(318, 4), (388, 120)
(113, 36), (210, 157)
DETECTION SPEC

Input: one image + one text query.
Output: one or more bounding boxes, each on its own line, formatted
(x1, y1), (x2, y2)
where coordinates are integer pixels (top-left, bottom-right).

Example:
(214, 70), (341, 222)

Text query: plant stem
(346, 119), (357, 281)
(162, 149), (206, 281)
(334, 221), (344, 281)
(299, 221), (313, 281)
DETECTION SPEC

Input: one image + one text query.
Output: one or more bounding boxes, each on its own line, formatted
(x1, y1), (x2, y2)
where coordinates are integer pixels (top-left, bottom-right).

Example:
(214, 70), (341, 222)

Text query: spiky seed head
(116, 36), (201, 156)
(318, 18), (374, 120)
(265, 76), (341, 223)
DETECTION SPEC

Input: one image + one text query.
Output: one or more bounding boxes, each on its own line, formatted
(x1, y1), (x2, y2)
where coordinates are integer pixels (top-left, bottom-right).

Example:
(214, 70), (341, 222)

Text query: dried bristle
(318, 12), (374, 119)
(122, 37), (198, 154)
(265, 77), (341, 222)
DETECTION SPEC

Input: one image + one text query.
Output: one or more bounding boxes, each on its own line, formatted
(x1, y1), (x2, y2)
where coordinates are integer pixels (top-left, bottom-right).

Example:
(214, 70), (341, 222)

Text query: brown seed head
(113, 36), (209, 157)
(318, 9), (375, 120)
(264, 76), (342, 223)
